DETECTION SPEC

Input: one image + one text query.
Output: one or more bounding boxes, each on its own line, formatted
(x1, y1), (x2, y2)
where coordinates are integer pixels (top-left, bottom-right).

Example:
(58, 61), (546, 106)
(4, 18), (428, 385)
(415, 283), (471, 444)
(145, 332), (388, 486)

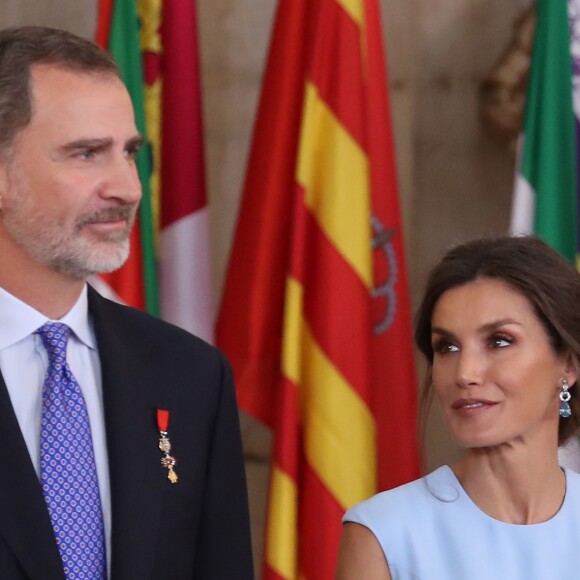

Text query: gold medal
(157, 410), (179, 484)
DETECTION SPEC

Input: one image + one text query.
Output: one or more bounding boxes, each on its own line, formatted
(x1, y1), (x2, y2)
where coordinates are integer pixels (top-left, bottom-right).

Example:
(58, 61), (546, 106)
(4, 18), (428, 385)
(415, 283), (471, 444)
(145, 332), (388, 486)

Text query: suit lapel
(0, 371), (65, 580)
(89, 290), (166, 580)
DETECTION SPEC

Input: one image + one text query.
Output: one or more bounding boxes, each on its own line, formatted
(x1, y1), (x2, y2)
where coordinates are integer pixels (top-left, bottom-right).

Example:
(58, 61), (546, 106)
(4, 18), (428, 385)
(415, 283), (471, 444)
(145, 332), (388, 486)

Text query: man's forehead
(28, 64), (134, 119)
(18, 65), (139, 146)
(29, 63), (124, 94)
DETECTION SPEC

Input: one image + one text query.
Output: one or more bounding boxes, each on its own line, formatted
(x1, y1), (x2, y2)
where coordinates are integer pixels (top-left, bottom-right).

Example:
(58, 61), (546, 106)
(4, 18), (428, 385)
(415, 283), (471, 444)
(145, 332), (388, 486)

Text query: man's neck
(0, 241), (85, 319)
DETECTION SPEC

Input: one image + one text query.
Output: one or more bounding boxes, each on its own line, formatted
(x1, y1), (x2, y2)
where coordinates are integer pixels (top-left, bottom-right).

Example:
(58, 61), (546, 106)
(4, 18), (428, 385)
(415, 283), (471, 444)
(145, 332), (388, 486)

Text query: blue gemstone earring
(560, 378), (572, 418)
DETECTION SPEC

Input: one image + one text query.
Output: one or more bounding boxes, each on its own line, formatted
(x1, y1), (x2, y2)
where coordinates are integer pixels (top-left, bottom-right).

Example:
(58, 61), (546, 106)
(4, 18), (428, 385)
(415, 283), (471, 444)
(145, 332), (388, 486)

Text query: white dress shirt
(0, 284), (112, 570)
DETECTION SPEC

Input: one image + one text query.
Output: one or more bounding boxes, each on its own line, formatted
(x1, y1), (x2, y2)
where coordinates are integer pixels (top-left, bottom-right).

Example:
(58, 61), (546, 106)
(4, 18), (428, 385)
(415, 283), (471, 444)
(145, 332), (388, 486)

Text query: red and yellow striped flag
(96, 0), (213, 342)
(217, 0), (419, 578)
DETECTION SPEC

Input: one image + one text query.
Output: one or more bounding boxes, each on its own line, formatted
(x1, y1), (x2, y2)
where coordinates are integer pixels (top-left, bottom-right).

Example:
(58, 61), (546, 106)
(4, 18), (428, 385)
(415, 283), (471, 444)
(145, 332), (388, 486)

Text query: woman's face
(430, 277), (575, 448)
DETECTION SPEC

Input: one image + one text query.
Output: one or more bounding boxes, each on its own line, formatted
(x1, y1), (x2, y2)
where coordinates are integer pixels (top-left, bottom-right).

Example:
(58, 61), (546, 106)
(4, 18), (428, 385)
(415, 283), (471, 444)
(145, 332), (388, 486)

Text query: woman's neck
(451, 444), (565, 525)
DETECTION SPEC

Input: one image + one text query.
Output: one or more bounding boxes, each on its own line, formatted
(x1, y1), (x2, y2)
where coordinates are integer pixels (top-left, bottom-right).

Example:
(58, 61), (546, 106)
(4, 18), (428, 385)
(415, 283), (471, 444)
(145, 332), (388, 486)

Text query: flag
(95, 0), (158, 313)
(96, 0), (213, 342)
(511, 0), (579, 265)
(510, 0), (580, 471)
(217, 0), (419, 577)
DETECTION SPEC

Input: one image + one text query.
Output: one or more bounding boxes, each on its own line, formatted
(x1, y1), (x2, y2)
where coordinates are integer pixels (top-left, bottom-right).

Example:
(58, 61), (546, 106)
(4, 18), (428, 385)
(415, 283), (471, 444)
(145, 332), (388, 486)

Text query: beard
(2, 188), (137, 280)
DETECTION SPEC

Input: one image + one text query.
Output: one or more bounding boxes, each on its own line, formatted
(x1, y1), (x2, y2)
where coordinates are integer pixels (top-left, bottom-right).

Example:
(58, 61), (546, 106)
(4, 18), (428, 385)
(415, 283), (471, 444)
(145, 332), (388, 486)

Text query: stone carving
(479, 6), (535, 152)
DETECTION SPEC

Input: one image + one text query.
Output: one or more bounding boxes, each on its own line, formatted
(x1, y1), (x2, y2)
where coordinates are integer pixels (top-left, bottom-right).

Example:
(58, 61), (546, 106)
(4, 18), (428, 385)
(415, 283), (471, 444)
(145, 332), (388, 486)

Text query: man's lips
(85, 220), (128, 232)
(77, 206), (136, 231)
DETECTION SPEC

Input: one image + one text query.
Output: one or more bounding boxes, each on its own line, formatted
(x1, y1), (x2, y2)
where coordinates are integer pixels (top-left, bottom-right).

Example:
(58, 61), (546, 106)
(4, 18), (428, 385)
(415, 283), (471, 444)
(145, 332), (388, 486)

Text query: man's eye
(125, 146), (141, 160)
(77, 149), (97, 160)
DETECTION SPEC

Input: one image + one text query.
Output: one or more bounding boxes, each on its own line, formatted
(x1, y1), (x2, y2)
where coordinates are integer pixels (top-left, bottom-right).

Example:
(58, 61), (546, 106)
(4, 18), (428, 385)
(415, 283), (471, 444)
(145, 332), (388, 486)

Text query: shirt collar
(0, 285), (95, 351)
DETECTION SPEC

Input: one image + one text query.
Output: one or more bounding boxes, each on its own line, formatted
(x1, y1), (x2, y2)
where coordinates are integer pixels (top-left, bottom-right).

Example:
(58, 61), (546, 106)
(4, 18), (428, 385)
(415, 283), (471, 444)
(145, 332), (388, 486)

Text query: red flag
(217, 0), (419, 577)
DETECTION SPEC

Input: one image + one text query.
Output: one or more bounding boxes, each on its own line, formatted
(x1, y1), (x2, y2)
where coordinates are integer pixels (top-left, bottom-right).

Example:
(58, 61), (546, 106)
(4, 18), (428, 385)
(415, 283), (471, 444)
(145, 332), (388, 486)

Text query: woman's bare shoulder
(335, 522), (391, 580)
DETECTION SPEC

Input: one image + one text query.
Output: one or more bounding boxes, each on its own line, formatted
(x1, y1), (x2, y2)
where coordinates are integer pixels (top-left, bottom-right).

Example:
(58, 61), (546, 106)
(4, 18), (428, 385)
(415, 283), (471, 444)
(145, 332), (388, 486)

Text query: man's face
(0, 65), (142, 279)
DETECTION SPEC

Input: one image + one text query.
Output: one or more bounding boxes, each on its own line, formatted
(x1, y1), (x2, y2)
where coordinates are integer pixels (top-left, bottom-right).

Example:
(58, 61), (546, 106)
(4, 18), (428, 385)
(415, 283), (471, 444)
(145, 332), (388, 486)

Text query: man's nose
(101, 156), (142, 204)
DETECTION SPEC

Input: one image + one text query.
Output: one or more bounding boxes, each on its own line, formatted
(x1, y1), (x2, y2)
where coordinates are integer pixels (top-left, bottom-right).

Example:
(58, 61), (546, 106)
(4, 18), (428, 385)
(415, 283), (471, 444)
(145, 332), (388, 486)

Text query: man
(0, 26), (253, 579)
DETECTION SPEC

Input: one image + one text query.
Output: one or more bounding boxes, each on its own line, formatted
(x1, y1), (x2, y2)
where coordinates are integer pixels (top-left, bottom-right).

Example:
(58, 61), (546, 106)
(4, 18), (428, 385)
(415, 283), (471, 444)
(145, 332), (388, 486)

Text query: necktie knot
(36, 322), (71, 362)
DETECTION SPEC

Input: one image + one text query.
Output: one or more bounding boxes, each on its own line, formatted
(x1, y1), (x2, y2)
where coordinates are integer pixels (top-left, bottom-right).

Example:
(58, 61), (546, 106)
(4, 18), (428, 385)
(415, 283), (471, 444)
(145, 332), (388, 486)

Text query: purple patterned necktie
(37, 322), (107, 580)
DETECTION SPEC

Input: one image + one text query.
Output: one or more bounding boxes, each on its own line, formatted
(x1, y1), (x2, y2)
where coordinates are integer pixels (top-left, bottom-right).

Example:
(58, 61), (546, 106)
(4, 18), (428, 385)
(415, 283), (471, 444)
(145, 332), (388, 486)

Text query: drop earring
(560, 378), (572, 418)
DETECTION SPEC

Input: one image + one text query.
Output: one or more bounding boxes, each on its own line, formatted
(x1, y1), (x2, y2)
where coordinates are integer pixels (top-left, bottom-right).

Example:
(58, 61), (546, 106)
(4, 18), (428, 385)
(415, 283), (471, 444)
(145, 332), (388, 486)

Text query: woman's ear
(0, 160), (8, 211)
(564, 354), (579, 388)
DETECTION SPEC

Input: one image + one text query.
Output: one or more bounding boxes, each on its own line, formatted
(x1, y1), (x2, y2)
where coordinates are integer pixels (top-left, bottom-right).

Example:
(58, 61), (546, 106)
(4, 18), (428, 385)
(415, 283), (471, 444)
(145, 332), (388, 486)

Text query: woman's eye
(489, 335), (512, 348)
(432, 340), (459, 354)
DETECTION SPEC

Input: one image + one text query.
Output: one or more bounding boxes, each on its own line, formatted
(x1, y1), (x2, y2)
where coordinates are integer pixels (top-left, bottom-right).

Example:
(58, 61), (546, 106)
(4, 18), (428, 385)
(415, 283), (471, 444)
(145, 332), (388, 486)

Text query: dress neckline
(426, 465), (569, 527)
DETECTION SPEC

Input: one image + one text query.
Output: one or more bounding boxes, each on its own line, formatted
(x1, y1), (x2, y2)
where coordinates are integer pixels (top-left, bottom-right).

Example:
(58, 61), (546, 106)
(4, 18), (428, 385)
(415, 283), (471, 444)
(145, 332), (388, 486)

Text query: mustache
(76, 205), (137, 229)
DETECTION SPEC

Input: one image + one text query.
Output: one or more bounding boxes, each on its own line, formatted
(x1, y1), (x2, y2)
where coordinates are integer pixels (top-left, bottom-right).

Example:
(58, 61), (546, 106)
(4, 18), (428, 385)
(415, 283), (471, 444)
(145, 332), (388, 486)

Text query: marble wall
(0, 0), (534, 574)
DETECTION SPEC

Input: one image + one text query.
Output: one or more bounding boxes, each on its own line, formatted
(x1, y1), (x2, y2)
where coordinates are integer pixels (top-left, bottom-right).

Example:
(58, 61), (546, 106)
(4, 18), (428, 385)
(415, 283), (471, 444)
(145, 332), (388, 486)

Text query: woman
(336, 236), (580, 579)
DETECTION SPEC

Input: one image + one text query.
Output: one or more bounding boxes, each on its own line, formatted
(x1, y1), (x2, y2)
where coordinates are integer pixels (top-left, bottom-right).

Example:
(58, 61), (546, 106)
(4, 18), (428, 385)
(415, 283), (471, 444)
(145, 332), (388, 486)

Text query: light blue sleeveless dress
(343, 465), (580, 579)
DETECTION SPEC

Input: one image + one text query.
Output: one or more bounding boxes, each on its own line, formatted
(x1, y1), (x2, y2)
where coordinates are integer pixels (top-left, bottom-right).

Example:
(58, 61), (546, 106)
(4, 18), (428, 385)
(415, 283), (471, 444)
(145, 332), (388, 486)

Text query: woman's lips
(451, 399), (498, 415)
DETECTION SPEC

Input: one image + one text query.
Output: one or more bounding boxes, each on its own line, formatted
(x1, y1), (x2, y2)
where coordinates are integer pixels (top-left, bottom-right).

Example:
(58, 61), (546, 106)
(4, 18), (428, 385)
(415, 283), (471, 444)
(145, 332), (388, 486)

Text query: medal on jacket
(157, 409), (179, 483)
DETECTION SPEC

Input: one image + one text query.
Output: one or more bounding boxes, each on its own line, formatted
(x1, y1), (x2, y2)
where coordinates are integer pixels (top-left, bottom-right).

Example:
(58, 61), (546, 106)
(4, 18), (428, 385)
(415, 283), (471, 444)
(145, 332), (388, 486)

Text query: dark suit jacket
(0, 287), (254, 579)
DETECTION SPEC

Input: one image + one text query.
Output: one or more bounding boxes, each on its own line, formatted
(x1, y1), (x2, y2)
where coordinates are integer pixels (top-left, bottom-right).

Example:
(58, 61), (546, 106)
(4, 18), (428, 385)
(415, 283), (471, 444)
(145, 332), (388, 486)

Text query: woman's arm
(335, 522), (391, 580)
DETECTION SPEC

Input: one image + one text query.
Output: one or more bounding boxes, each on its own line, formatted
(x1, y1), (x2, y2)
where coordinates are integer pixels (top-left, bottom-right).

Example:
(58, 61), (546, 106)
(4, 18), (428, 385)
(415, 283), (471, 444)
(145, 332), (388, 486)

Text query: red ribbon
(157, 409), (170, 432)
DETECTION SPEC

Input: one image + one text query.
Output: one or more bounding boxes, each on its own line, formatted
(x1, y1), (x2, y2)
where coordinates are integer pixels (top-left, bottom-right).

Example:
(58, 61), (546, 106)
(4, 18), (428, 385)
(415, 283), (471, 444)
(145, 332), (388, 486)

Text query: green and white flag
(512, 0), (580, 469)
(511, 0), (579, 267)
